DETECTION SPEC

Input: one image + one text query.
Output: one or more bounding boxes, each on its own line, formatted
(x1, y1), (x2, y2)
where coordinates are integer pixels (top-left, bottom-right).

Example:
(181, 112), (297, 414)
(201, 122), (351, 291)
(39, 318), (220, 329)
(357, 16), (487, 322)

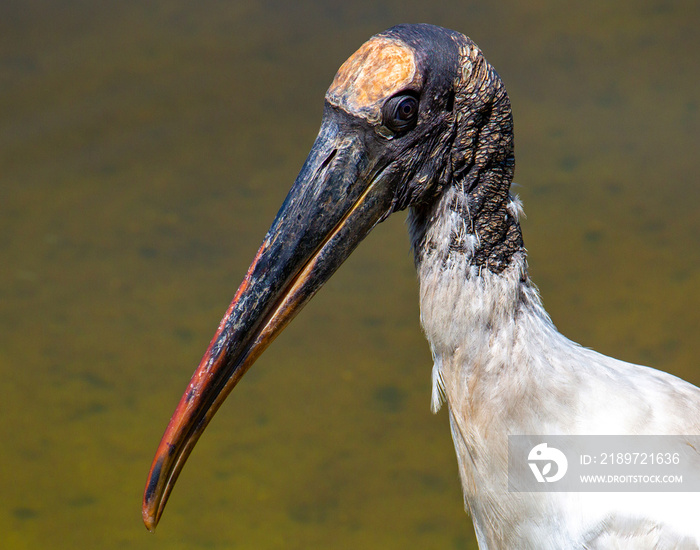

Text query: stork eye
(382, 94), (419, 133)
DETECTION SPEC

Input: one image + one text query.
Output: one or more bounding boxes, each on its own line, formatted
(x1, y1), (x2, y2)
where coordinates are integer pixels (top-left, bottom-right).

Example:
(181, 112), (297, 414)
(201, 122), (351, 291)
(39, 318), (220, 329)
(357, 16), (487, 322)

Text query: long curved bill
(142, 110), (395, 531)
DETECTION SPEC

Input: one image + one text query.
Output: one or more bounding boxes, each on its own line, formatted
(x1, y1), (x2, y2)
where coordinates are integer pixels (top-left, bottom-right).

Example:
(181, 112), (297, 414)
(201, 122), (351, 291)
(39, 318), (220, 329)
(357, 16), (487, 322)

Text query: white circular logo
(528, 443), (568, 483)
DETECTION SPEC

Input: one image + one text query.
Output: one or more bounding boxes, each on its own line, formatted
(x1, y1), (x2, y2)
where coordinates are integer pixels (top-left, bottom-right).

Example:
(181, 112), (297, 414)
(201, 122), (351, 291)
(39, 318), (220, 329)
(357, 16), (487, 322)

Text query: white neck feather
(410, 190), (588, 545)
(409, 185), (567, 415)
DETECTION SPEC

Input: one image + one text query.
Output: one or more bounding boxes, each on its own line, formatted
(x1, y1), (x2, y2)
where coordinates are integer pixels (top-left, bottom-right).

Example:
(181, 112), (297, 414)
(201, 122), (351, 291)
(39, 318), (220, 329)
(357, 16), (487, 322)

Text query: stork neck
(408, 166), (568, 418)
(405, 47), (548, 407)
(407, 143), (538, 409)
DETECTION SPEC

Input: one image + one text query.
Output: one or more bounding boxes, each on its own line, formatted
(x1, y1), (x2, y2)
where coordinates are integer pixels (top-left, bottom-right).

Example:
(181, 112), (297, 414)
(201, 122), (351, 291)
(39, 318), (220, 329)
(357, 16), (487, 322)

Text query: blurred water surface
(1, 1), (699, 548)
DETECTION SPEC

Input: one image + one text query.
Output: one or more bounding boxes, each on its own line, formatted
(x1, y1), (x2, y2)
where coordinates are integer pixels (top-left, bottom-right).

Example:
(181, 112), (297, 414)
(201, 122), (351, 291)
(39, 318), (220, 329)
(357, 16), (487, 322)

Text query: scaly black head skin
(142, 24), (522, 531)
(390, 25), (521, 274)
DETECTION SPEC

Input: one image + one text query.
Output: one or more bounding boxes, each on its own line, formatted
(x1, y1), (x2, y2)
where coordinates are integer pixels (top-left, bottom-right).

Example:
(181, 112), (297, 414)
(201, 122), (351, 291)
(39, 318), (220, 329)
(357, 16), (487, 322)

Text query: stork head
(142, 24), (515, 531)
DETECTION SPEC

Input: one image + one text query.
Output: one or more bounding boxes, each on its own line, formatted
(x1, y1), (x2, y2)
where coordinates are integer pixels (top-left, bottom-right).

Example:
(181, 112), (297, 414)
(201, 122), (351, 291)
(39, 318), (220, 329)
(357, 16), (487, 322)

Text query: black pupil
(396, 97), (416, 120)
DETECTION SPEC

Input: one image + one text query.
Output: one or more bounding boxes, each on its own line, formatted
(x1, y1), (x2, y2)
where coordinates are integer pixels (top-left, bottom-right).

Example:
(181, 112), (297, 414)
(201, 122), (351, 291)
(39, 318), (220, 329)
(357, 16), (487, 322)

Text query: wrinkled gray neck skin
(408, 35), (524, 280)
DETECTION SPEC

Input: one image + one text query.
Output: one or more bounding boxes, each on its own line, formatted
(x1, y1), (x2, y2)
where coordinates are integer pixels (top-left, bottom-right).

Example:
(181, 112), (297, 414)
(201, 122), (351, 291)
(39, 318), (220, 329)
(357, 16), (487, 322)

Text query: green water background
(1, 1), (699, 548)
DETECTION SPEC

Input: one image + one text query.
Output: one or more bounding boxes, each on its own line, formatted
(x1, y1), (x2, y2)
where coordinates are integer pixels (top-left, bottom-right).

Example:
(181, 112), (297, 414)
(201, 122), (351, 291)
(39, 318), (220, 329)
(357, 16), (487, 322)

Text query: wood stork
(143, 24), (700, 548)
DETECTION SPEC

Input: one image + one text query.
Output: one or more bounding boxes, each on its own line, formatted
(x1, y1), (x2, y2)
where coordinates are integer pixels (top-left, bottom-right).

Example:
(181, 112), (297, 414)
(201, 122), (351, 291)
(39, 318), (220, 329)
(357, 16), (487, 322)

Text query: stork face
(322, 24), (462, 210)
(142, 24), (489, 531)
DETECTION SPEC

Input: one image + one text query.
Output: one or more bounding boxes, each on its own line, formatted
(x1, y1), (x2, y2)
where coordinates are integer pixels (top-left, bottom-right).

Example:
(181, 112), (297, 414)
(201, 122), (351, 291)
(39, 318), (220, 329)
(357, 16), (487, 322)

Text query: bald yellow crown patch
(326, 36), (419, 122)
